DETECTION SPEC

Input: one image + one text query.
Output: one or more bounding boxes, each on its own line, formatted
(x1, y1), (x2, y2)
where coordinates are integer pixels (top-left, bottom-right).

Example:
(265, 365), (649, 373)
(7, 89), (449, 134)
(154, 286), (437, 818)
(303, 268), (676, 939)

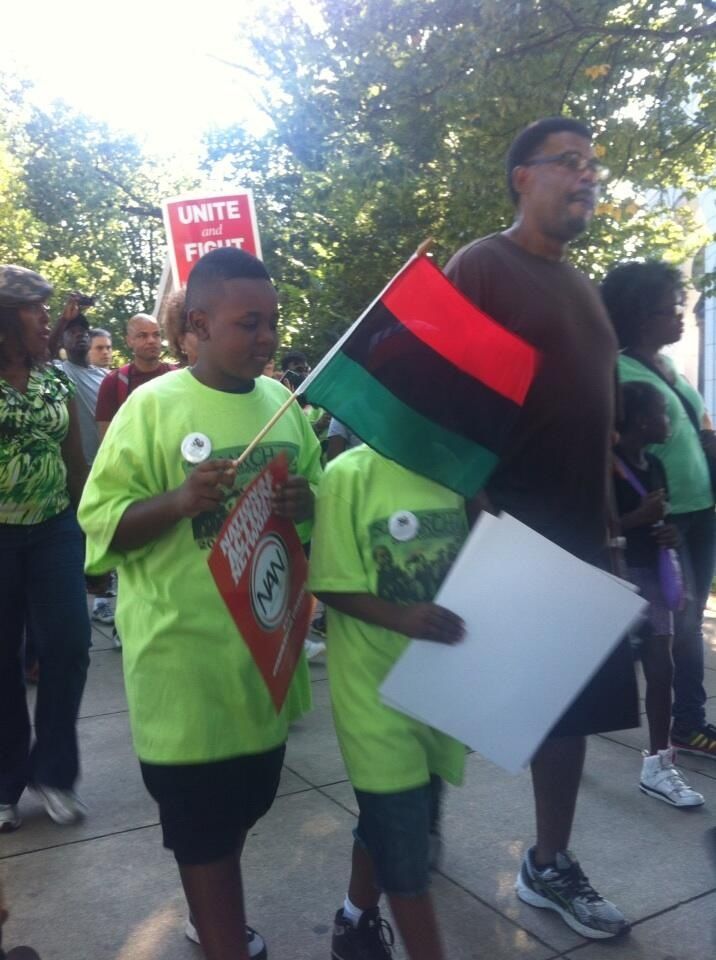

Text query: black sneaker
(671, 722), (716, 759)
(515, 848), (629, 939)
(331, 907), (394, 960)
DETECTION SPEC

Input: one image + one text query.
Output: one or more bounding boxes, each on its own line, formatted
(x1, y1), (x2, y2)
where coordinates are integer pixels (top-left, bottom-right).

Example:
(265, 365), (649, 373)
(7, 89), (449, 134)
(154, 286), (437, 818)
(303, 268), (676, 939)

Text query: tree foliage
(0, 75), (193, 341)
(204, 0), (716, 356)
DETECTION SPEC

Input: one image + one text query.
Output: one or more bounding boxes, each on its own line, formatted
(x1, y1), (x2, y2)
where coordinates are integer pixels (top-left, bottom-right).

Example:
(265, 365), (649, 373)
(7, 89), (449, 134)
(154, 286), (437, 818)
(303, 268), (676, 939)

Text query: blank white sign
(380, 512), (645, 774)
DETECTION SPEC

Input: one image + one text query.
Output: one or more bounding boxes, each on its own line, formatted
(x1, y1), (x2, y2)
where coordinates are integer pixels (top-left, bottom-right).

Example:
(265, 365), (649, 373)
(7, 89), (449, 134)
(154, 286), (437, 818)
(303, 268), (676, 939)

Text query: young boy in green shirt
(78, 248), (322, 960)
(309, 444), (468, 960)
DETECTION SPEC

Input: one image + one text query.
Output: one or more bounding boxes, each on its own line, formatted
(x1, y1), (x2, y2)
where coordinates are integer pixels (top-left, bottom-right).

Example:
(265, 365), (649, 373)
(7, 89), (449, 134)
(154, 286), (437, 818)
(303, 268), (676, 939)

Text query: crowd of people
(1, 116), (715, 960)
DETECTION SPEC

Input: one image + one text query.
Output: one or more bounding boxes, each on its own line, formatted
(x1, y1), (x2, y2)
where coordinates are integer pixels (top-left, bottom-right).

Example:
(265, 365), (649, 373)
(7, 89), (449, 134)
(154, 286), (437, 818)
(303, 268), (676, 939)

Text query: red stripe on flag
(382, 256), (539, 405)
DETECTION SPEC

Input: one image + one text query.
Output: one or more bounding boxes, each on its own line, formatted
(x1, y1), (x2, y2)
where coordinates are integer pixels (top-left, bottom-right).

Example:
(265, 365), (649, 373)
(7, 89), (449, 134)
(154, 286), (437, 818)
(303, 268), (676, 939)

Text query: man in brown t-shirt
(96, 313), (175, 440)
(445, 117), (638, 941)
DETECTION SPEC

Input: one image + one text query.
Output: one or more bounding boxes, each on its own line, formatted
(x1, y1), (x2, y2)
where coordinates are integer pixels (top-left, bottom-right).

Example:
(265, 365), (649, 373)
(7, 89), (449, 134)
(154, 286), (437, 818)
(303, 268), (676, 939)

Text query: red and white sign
(208, 455), (313, 713)
(162, 189), (263, 288)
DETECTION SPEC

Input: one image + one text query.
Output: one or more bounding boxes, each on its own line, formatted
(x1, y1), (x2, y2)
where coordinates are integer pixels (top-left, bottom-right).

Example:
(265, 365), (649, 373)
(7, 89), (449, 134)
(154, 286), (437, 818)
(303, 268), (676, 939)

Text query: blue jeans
(672, 507), (716, 731)
(0, 507), (90, 804)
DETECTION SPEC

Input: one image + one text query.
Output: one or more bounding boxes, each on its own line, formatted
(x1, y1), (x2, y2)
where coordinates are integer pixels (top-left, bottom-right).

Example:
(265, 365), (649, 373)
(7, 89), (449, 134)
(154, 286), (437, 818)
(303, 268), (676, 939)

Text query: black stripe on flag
(342, 301), (522, 454)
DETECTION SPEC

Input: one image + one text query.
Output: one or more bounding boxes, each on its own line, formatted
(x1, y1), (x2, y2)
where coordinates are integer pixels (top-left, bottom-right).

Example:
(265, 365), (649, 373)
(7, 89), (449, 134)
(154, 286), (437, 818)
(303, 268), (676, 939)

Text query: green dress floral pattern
(0, 366), (75, 524)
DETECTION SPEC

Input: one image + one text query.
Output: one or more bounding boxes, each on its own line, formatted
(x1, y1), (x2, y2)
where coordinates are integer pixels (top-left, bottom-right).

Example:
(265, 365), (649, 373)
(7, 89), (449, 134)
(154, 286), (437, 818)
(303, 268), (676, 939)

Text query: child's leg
(640, 634), (674, 754)
(348, 839), (381, 911)
(179, 847), (249, 960)
(351, 782), (447, 960)
(388, 893), (444, 960)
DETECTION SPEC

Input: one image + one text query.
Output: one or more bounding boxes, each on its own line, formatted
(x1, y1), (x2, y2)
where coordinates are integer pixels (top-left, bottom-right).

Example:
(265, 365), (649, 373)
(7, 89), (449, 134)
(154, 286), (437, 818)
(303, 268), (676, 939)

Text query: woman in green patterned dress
(0, 265), (91, 833)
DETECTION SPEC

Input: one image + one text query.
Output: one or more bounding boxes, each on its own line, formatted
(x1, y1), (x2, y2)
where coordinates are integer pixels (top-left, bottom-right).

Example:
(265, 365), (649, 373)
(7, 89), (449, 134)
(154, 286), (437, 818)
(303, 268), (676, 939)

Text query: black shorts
(548, 635), (639, 738)
(140, 744), (285, 866)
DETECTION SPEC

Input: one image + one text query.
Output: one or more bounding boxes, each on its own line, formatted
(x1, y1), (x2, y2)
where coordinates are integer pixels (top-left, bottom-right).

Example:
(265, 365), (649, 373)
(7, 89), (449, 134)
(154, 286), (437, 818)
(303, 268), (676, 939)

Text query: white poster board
(380, 512), (645, 774)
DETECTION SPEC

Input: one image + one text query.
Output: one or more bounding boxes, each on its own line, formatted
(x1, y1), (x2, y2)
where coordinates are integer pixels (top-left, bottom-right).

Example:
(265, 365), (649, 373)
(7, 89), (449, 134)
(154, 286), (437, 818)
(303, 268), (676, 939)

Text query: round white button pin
(388, 510), (420, 542)
(181, 432), (212, 464)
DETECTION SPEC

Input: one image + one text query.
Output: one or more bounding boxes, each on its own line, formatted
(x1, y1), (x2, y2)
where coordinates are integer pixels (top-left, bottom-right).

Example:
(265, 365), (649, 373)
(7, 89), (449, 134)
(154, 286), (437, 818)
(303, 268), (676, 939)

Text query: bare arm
(315, 591), (464, 645)
(97, 420), (110, 442)
(112, 459), (236, 551)
(61, 399), (88, 508)
(48, 296), (80, 359)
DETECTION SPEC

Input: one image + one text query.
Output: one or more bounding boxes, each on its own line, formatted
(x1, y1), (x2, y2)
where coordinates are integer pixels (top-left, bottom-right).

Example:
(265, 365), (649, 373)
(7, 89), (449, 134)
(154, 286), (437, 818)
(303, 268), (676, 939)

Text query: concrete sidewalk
(2, 616), (716, 960)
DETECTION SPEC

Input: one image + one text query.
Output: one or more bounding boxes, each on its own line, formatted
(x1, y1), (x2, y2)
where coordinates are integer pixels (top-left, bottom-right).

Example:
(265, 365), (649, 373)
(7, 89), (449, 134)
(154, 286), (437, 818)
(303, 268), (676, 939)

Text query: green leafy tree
(204, 0), (716, 355)
(0, 75), (196, 344)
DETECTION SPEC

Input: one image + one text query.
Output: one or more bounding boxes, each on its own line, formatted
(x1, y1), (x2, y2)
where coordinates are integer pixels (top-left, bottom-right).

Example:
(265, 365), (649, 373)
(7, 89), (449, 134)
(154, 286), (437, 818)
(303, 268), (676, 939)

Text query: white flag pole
(232, 238), (434, 469)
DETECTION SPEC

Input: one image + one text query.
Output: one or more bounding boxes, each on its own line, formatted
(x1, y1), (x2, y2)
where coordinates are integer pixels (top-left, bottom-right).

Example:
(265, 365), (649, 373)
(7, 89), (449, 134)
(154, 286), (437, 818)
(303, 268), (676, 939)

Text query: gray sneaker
(33, 786), (87, 825)
(184, 917), (266, 958)
(515, 848), (629, 939)
(0, 803), (21, 833)
(91, 598), (115, 625)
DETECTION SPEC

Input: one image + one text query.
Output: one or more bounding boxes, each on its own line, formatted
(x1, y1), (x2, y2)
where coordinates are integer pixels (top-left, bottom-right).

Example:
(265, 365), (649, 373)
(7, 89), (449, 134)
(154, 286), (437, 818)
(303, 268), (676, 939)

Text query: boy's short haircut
(89, 327), (111, 339)
(186, 248), (271, 313)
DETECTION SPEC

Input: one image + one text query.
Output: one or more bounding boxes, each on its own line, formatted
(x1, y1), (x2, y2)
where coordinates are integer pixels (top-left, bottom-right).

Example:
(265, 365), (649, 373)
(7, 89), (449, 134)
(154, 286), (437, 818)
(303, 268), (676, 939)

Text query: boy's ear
(189, 308), (210, 342)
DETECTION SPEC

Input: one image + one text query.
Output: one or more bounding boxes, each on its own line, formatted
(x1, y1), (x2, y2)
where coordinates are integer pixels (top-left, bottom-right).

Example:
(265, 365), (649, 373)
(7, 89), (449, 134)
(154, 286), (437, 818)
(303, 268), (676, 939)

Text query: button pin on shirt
(388, 511), (420, 542)
(181, 432), (212, 464)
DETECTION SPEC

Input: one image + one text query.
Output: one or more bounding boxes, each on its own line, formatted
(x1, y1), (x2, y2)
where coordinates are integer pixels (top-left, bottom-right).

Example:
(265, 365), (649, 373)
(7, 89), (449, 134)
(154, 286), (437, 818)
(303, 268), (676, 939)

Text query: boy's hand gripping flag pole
(232, 239), (435, 469)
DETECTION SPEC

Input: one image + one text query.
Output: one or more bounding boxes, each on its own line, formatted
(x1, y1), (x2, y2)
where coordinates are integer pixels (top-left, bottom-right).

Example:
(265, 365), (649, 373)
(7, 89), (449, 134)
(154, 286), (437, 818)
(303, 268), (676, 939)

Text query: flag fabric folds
(301, 254), (539, 497)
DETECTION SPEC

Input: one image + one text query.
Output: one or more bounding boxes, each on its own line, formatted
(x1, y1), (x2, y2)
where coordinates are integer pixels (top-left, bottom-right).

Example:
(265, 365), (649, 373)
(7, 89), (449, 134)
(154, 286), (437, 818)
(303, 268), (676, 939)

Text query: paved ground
(2, 612), (716, 960)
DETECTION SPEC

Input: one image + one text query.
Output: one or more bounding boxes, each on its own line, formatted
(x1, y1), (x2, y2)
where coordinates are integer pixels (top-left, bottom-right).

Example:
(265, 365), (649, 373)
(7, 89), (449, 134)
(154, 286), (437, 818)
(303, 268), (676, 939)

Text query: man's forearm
(112, 491), (184, 551)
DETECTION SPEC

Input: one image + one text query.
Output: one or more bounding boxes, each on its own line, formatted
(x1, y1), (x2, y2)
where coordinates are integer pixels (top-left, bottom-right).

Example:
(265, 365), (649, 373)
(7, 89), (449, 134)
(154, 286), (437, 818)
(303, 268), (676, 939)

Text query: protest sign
(162, 189), (262, 287)
(380, 511), (646, 774)
(208, 455), (312, 712)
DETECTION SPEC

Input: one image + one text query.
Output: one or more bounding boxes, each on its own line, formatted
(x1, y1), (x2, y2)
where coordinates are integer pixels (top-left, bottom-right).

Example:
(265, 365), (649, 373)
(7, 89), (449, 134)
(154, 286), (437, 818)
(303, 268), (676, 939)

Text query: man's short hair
(280, 349), (309, 372)
(506, 117), (592, 205)
(89, 327), (111, 340)
(126, 313), (156, 334)
(186, 248), (271, 313)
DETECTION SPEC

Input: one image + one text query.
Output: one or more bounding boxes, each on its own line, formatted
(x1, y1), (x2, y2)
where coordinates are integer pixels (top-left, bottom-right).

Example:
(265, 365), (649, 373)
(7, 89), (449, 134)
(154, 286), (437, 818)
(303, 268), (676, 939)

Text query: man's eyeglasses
(522, 151), (607, 180)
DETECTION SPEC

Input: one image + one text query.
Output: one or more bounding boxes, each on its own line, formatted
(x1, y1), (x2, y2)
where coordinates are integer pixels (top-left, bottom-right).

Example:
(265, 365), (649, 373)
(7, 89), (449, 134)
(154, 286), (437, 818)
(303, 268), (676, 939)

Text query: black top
(613, 450), (668, 568)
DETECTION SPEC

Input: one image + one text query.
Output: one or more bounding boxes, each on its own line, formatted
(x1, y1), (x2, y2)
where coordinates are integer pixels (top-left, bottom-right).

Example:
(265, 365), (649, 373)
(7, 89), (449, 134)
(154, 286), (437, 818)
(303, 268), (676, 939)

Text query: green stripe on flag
(306, 352), (498, 497)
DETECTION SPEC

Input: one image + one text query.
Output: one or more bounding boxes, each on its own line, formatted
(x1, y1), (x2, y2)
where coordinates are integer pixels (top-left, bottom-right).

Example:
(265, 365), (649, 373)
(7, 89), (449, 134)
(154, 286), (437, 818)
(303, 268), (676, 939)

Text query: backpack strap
(115, 363), (132, 407)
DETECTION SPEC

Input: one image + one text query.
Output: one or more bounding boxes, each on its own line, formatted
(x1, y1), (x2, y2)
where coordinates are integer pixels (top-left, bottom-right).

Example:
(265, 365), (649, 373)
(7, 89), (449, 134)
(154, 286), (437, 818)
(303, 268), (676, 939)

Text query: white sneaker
(91, 598), (115, 625)
(303, 638), (326, 660)
(111, 628), (122, 650)
(0, 802), (21, 832)
(639, 748), (705, 807)
(33, 786), (87, 825)
(185, 917), (267, 957)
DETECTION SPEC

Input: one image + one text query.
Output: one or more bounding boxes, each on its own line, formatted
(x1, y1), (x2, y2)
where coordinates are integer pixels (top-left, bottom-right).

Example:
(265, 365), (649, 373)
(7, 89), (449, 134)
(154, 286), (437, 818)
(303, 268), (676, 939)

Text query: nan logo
(250, 533), (291, 631)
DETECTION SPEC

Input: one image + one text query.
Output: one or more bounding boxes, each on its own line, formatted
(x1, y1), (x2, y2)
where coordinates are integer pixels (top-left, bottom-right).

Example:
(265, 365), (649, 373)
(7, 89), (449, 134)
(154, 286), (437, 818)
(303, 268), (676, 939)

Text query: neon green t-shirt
(308, 445), (468, 793)
(618, 354), (713, 514)
(78, 370), (322, 764)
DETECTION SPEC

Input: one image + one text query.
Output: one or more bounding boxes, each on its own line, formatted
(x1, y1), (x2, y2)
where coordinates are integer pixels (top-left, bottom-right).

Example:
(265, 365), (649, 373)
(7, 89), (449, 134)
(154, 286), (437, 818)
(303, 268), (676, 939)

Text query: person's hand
(638, 489), (666, 525)
(395, 603), (465, 645)
(58, 294), (81, 328)
(653, 523), (680, 548)
(272, 475), (314, 522)
(314, 411), (331, 434)
(173, 459), (236, 518)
